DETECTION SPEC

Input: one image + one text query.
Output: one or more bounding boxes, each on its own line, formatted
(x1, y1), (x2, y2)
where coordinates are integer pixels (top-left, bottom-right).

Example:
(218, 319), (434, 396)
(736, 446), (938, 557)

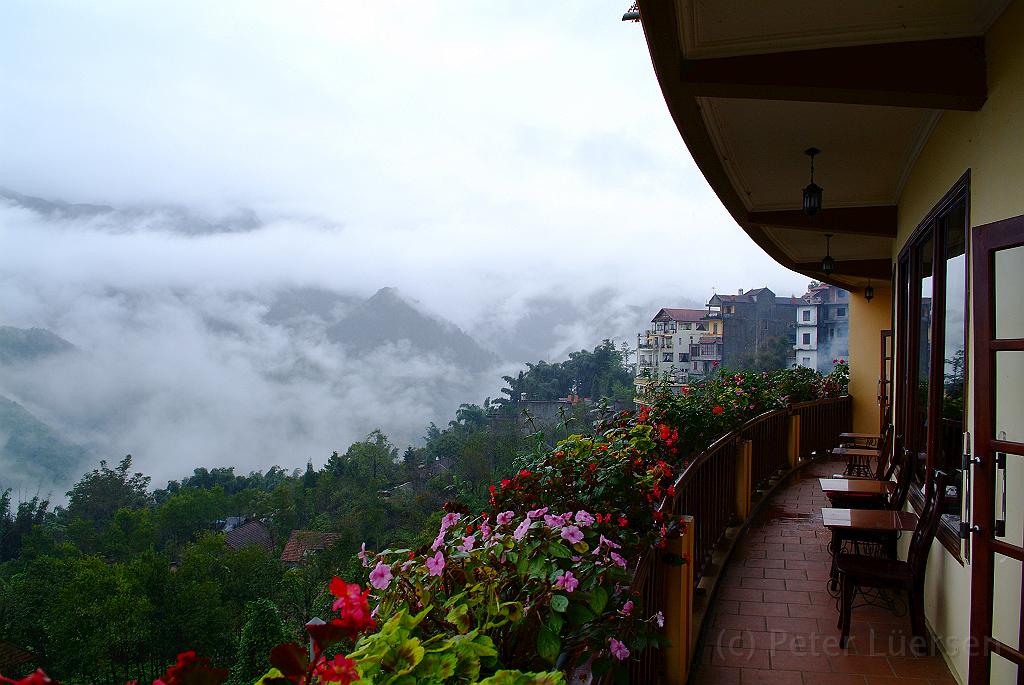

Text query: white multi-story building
(635, 308), (708, 395)
(794, 283), (850, 372)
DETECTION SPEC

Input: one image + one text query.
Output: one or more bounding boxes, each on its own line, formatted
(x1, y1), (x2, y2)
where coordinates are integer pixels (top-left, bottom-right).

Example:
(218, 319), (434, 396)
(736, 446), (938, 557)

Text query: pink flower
(561, 525), (584, 545)
(425, 551), (445, 576)
(544, 513), (565, 529)
(527, 507), (549, 519)
(595, 534), (621, 551)
(431, 529), (446, 551)
(496, 511), (514, 525)
(514, 518), (531, 541)
(574, 510), (595, 527)
(609, 638), (630, 661)
(358, 542), (370, 567)
(479, 521), (492, 540)
(440, 512), (462, 532)
(610, 551), (627, 568)
(458, 535), (476, 552)
(369, 561), (393, 590)
(554, 571), (579, 593)
(621, 600), (634, 616)
(653, 611), (665, 628)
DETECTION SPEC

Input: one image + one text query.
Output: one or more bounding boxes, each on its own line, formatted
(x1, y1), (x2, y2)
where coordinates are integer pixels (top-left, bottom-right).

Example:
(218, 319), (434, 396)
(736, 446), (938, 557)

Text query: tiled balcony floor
(691, 458), (957, 685)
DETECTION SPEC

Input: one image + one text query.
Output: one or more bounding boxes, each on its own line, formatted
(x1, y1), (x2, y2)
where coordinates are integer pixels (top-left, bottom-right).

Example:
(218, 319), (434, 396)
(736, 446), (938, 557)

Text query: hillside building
(706, 287), (800, 368)
(794, 282), (851, 371)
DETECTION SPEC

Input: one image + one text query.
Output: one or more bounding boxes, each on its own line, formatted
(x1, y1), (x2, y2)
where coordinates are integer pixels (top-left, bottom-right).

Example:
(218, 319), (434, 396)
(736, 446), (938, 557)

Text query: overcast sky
(0, 0), (808, 319)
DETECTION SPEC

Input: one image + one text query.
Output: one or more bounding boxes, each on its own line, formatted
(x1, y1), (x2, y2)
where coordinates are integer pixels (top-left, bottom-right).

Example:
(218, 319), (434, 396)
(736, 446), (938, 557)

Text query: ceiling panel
(700, 97), (939, 211)
(678, 0), (1010, 58)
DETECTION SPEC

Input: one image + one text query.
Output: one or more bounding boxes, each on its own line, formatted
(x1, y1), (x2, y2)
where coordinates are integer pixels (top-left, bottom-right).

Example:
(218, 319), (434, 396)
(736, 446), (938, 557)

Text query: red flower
(712, 406), (724, 415)
(618, 516), (628, 527)
(153, 651), (228, 685)
(314, 655), (361, 684)
(588, 463), (597, 472)
(658, 424), (671, 441)
(519, 469), (532, 478)
(652, 511), (664, 522)
(324, 578), (375, 641)
(667, 485), (676, 497)
(500, 479), (511, 489)
(0, 669), (54, 685)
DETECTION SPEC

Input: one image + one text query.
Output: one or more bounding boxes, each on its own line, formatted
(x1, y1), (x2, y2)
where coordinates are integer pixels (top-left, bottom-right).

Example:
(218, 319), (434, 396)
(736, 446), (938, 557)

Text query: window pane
(913, 235), (934, 483)
(940, 208), (966, 518)
(995, 244), (1024, 339)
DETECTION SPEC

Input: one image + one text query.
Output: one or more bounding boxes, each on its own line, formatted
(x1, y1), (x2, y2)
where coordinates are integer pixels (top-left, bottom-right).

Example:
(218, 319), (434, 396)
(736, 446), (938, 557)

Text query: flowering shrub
(359, 505), (655, 680)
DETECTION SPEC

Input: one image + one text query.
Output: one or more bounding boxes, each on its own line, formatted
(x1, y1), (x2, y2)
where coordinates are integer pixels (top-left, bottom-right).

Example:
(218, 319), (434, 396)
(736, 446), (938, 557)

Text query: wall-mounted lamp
(864, 280), (875, 302)
(821, 233), (835, 275)
(802, 147), (823, 216)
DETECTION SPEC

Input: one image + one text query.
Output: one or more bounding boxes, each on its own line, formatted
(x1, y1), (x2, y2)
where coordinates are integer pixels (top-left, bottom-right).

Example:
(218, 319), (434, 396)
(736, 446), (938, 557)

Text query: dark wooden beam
(679, 38), (987, 111)
(794, 258), (892, 280)
(747, 206), (897, 238)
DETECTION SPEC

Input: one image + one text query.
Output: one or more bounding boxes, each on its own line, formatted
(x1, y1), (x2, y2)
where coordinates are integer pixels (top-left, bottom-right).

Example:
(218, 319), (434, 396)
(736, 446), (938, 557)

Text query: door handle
(996, 431), (1008, 538)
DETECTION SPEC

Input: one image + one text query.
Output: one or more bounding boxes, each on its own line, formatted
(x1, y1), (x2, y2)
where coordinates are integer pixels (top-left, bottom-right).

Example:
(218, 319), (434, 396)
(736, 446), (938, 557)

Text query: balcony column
(663, 514), (695, 685)
(735, 439), (752, 520)
(787, 413), (801, 468)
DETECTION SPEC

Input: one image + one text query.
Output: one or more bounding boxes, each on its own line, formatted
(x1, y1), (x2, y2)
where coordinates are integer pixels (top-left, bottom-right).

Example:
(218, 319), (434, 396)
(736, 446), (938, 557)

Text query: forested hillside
(0, 341), (631, 683)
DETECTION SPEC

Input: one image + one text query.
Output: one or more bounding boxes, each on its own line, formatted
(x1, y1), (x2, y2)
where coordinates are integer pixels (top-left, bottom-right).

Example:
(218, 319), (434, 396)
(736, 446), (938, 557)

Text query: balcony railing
(626, 395), (852, 683)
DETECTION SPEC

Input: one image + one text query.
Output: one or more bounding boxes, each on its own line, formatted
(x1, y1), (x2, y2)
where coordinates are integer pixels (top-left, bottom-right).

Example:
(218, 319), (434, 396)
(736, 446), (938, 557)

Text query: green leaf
(548, 613), (564, 634)
(566, 602), (596, 626)
(536, 624), (561, 664)
(549, 594), (569, 613)
(548, 542), (572, 558)
(445, 603), (472, 634)
(589, 586), (608, 614)
(572, 541), (590, 554)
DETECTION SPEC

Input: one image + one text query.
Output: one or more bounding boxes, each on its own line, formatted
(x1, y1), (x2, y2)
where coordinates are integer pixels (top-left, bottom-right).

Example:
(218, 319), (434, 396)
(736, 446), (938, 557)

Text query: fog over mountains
(0, 190), (697, 495)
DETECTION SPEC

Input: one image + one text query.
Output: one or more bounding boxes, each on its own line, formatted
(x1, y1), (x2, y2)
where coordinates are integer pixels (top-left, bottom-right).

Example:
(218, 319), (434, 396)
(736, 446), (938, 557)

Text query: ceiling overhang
(637, 0), (1008, 291)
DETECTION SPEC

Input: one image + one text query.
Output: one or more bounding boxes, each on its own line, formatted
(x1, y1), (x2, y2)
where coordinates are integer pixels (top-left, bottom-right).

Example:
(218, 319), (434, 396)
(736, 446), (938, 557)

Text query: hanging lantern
(864, 280), (875, 302)
(821, 233), (835, 275)
(803, 147), (823, 216)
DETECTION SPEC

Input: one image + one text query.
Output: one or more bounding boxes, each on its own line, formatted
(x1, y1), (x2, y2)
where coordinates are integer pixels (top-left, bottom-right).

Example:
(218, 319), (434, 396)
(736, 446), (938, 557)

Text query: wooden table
(821, 507), (919, 591)
(819, 478), (894, 496)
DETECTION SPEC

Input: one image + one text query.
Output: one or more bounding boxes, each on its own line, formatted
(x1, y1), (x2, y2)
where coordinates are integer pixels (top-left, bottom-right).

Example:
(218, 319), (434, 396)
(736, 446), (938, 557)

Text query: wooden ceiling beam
(678, 37), (987, 111)
(747, 206), (897, 237)
(794, 258), (892, 280)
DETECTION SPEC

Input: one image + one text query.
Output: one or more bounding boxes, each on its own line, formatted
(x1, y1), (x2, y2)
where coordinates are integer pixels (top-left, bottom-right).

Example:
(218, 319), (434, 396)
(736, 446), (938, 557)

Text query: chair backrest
(887, 440), (912, 511)
(872, 422), (896, 480)
(907, 470), (950, 583)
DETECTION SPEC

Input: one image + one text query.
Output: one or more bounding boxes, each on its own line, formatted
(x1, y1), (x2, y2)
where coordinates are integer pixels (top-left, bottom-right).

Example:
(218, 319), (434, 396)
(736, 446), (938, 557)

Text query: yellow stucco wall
(892, 2), (1024, 682)
(847, 287), (891, 433)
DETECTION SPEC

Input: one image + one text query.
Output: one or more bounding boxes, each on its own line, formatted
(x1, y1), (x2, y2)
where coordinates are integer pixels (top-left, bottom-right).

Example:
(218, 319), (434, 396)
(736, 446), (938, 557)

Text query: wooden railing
(626, 395), (852, 684)
(742, 408), (789, 491)
(793, 396), (853, 458)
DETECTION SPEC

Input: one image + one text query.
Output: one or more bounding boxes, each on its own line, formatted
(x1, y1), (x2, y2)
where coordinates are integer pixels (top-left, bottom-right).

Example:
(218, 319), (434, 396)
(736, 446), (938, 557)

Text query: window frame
(895, 170), (970, 561)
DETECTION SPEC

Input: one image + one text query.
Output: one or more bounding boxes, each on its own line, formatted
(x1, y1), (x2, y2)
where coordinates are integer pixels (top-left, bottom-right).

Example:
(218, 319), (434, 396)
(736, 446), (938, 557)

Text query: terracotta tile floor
(690, 459), (958, 685)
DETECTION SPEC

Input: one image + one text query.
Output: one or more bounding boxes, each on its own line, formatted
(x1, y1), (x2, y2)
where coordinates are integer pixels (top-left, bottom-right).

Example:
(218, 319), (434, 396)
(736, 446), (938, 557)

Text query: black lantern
(864, 280), (875, 302)
(803, 147), (823, 216)
(821, 233), (835, 275)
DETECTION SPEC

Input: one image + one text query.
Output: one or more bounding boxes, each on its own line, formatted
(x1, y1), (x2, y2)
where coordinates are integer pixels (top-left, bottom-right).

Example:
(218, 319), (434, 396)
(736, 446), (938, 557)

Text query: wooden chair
(836, 470), (950, 648)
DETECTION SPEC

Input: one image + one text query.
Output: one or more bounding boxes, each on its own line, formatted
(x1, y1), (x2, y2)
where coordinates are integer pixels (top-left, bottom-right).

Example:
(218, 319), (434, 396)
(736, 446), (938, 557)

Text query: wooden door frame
(969, 213), (1024, 684)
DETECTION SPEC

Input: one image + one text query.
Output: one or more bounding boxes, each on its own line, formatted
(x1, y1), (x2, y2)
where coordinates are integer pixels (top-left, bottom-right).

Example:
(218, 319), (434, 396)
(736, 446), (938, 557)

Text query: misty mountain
(0, 395), (89, 492)
(0, 187), (261, 235)
(326, 287), (498, 372)
(0, 326), (76, 364)
(262, 286), (360, 328)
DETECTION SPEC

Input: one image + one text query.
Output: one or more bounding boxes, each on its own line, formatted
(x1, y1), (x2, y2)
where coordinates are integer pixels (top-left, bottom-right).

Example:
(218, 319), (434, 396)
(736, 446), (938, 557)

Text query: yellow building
(637, 1), (1024, 682)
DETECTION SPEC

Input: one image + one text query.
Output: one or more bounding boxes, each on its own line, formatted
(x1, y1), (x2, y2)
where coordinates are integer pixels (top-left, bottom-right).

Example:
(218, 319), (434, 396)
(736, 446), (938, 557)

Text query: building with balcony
(707, 287), (800, 368)
(636, 0), (1024, 682)
(795, 282), (850, 371)
(635, 307), (708, 394)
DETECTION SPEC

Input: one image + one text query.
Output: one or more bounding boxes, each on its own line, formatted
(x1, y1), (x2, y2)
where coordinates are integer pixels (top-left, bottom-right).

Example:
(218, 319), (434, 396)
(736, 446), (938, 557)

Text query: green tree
(227, 599), (289, 685)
